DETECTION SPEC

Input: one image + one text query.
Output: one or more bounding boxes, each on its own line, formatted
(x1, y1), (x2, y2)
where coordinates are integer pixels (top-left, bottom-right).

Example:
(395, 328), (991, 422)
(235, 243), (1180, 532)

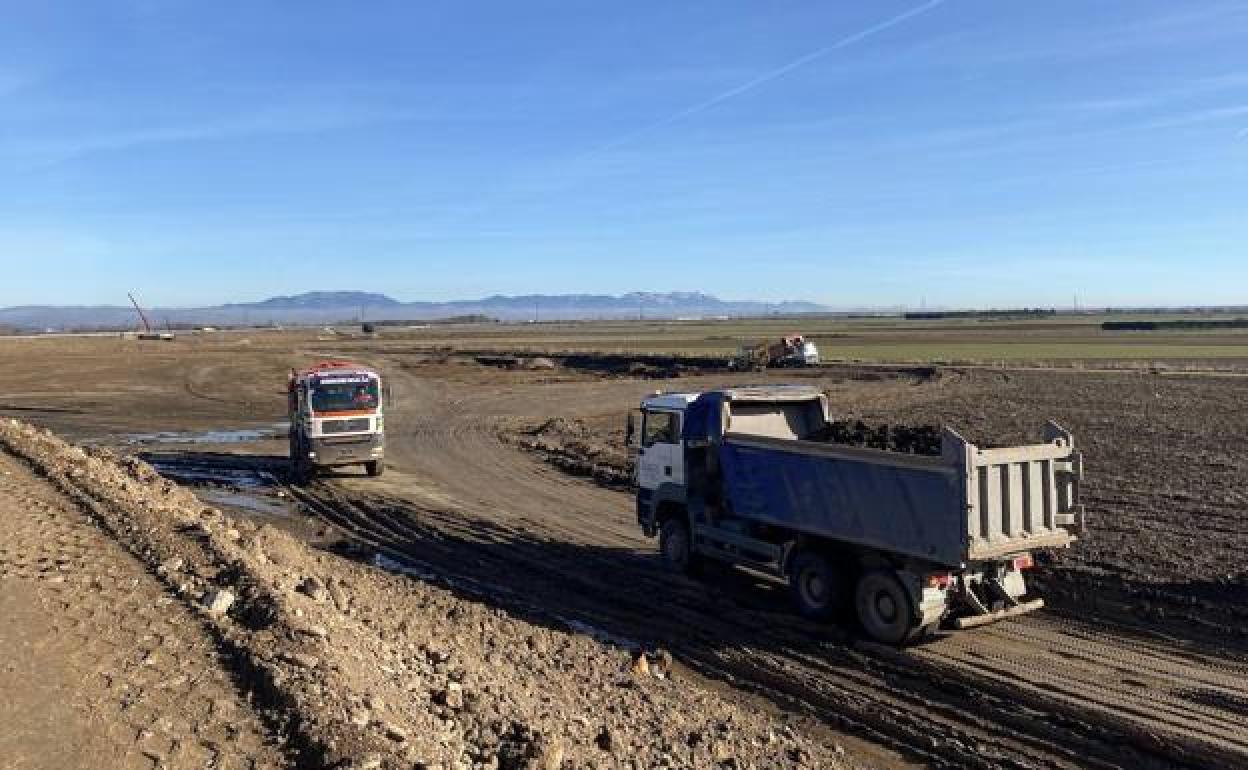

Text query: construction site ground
(2, 330), (1247, 770)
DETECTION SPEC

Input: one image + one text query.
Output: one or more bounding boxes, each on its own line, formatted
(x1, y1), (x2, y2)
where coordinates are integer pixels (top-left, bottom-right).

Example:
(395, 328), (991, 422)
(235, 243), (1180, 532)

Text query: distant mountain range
(0, 291), (833, 330)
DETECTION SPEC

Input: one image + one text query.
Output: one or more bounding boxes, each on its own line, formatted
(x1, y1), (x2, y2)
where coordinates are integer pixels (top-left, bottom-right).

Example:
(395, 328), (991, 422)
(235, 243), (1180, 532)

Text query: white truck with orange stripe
(287, 361), (387, 483)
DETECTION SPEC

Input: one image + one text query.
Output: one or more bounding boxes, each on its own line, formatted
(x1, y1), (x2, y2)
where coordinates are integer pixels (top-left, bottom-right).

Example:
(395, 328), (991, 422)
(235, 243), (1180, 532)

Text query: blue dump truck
(629, 386), (1085, 644)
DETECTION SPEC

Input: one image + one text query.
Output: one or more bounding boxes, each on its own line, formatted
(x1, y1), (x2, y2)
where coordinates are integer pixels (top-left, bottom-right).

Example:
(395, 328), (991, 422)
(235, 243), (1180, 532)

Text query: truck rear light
(927, 573), (953, 589)
(1012, 554), (1035, 570)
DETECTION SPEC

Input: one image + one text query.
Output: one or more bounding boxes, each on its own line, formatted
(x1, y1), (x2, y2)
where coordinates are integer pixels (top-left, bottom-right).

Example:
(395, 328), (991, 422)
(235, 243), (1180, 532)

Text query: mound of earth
(507, 418), (635, 490)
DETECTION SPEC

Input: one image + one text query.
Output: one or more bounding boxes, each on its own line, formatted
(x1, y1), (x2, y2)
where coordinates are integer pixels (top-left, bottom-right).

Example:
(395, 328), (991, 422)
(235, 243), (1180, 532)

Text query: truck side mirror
(626, 410), (641, 448)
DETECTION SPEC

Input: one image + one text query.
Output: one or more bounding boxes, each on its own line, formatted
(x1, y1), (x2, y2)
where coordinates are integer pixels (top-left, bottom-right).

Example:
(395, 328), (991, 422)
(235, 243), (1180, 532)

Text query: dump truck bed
(716, 425), (1083, 567)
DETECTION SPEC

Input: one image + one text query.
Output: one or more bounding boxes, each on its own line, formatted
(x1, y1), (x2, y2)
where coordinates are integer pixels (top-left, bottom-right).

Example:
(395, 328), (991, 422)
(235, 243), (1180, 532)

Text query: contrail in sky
(455, 1), (945, 225)
(594, 0), (946, 152)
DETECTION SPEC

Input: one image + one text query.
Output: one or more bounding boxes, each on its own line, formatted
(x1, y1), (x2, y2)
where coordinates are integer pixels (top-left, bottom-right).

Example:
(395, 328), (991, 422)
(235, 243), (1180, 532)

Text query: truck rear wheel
(789, 552), (845, 621)
(855, 570), (921, 645)
(659, 518), (701, 576)
(365, 460), (384, 477)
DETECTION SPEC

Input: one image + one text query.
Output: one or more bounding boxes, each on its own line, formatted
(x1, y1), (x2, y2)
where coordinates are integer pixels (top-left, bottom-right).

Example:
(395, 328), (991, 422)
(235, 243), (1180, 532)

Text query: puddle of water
(145, 460), (274, 488)
(123, 423), (288, 446)
(198, 488), (294, 518)
(142, 454), (293, 518)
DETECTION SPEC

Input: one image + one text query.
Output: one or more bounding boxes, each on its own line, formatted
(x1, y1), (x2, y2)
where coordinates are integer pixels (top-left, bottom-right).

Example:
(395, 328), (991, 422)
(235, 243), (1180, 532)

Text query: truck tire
(366, 460), (384, 477)
(289, 437), (309, 484)
(855, 570), (921, 645)
(292, 455), (314, 485)
(659, 517), (701, 576)
(789, 552), (845, 621)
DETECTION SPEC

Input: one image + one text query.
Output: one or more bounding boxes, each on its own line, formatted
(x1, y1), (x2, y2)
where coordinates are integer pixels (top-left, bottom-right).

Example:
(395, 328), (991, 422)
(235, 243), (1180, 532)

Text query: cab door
(637, 409), (682, 489)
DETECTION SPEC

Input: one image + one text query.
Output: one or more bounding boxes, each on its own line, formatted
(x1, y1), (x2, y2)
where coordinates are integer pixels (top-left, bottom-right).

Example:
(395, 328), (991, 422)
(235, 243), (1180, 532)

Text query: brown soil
(505, 418), (634, 490)
(0, 449), (289, 770)
(3, 334), (1248, 769)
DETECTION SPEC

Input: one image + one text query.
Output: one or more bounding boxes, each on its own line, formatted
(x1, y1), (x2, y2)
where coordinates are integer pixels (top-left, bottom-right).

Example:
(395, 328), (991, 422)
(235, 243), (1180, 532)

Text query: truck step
(952, 598), (1045, 630)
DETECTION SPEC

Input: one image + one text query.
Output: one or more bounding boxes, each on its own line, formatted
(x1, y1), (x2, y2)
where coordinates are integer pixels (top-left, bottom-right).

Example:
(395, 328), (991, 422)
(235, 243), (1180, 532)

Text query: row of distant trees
(1102, 319), (1248, 331)
(903, 308), (1057, 321)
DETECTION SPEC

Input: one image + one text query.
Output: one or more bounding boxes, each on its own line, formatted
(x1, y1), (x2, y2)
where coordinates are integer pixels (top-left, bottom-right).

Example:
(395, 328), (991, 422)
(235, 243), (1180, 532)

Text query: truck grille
(322, 418), (370, 434)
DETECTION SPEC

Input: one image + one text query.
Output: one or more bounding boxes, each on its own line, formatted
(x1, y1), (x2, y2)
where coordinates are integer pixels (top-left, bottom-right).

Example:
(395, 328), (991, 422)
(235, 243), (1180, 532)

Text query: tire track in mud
(287, 369), (1247, 770)
(288, 483), (1091, 770)
(289, 480), (1248, 769)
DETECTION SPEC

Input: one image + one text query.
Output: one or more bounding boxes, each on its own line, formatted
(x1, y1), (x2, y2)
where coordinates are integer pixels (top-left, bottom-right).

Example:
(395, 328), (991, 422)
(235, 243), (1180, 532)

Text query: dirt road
(288, 362), (1248, 770)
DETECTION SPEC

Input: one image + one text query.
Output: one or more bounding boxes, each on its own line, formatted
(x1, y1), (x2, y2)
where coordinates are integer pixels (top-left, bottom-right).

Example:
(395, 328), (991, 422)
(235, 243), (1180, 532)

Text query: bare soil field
(510, 367), (1248, 639)
(2, 329), (1247, 770)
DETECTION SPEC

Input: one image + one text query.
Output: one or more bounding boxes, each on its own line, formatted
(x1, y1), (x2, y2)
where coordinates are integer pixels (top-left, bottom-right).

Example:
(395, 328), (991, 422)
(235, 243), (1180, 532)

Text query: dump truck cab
(631, 392), (699, 519)
(630, 386), (1084, 644)
(288, 361), (388, 483)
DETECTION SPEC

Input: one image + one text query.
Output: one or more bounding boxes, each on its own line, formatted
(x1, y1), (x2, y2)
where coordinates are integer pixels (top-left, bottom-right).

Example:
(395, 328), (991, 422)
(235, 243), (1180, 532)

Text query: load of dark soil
(808, 420), (942, 456)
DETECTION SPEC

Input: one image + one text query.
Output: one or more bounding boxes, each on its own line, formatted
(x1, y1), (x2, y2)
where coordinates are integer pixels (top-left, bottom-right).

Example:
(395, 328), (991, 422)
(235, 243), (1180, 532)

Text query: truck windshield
(643, 411), (679, 446)
(311, 379), (379, 413)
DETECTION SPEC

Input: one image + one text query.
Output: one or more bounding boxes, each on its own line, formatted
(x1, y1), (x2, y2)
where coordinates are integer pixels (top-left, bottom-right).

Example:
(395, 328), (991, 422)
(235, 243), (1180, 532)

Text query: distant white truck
(729, 335), (820, 370)
(287, 361), (388, 483)
(629, 386), (1085, 644)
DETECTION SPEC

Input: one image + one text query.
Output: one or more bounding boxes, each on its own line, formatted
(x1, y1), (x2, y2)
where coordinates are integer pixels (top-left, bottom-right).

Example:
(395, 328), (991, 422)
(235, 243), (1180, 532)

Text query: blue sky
(1, 1), (1246, 308)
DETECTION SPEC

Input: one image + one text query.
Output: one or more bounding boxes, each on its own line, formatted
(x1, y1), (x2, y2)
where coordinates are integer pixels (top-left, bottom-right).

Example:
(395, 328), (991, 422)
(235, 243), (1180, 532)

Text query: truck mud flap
(952, 598), (1045, 630)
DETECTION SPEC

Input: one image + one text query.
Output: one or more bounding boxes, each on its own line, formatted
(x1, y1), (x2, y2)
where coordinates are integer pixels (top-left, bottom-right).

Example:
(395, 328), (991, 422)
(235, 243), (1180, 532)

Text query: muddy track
(287, 480), (1248, 770)
(273, 369), (1248, 770)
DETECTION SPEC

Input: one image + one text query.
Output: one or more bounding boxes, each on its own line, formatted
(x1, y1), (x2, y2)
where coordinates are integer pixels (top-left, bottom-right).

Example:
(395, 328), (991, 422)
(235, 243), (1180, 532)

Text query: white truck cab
(798, 339), (821, 366)
(631, 392), (697, 492)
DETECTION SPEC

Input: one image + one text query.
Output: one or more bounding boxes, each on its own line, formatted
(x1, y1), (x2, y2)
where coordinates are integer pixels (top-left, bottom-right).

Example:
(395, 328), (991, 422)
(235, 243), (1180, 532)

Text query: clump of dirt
(508, 418), (634, 489)
(1, 418), (852, 770)
(809, 420), (943, 456)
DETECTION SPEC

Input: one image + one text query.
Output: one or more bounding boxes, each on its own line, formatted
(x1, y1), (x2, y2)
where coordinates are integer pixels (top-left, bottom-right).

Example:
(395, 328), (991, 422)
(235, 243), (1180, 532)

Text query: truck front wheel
(290, 440), (312, 485)
(659, 518), (701, 576)
(855, 570), (922, 645)
(789, 552), (846, 621)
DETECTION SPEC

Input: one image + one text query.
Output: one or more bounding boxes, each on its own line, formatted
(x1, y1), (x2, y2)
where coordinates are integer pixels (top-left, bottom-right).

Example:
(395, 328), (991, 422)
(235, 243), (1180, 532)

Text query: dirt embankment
(505, 418), (634, 490)
(0, 449), (290, 770)
(0, 418), (857, 770)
